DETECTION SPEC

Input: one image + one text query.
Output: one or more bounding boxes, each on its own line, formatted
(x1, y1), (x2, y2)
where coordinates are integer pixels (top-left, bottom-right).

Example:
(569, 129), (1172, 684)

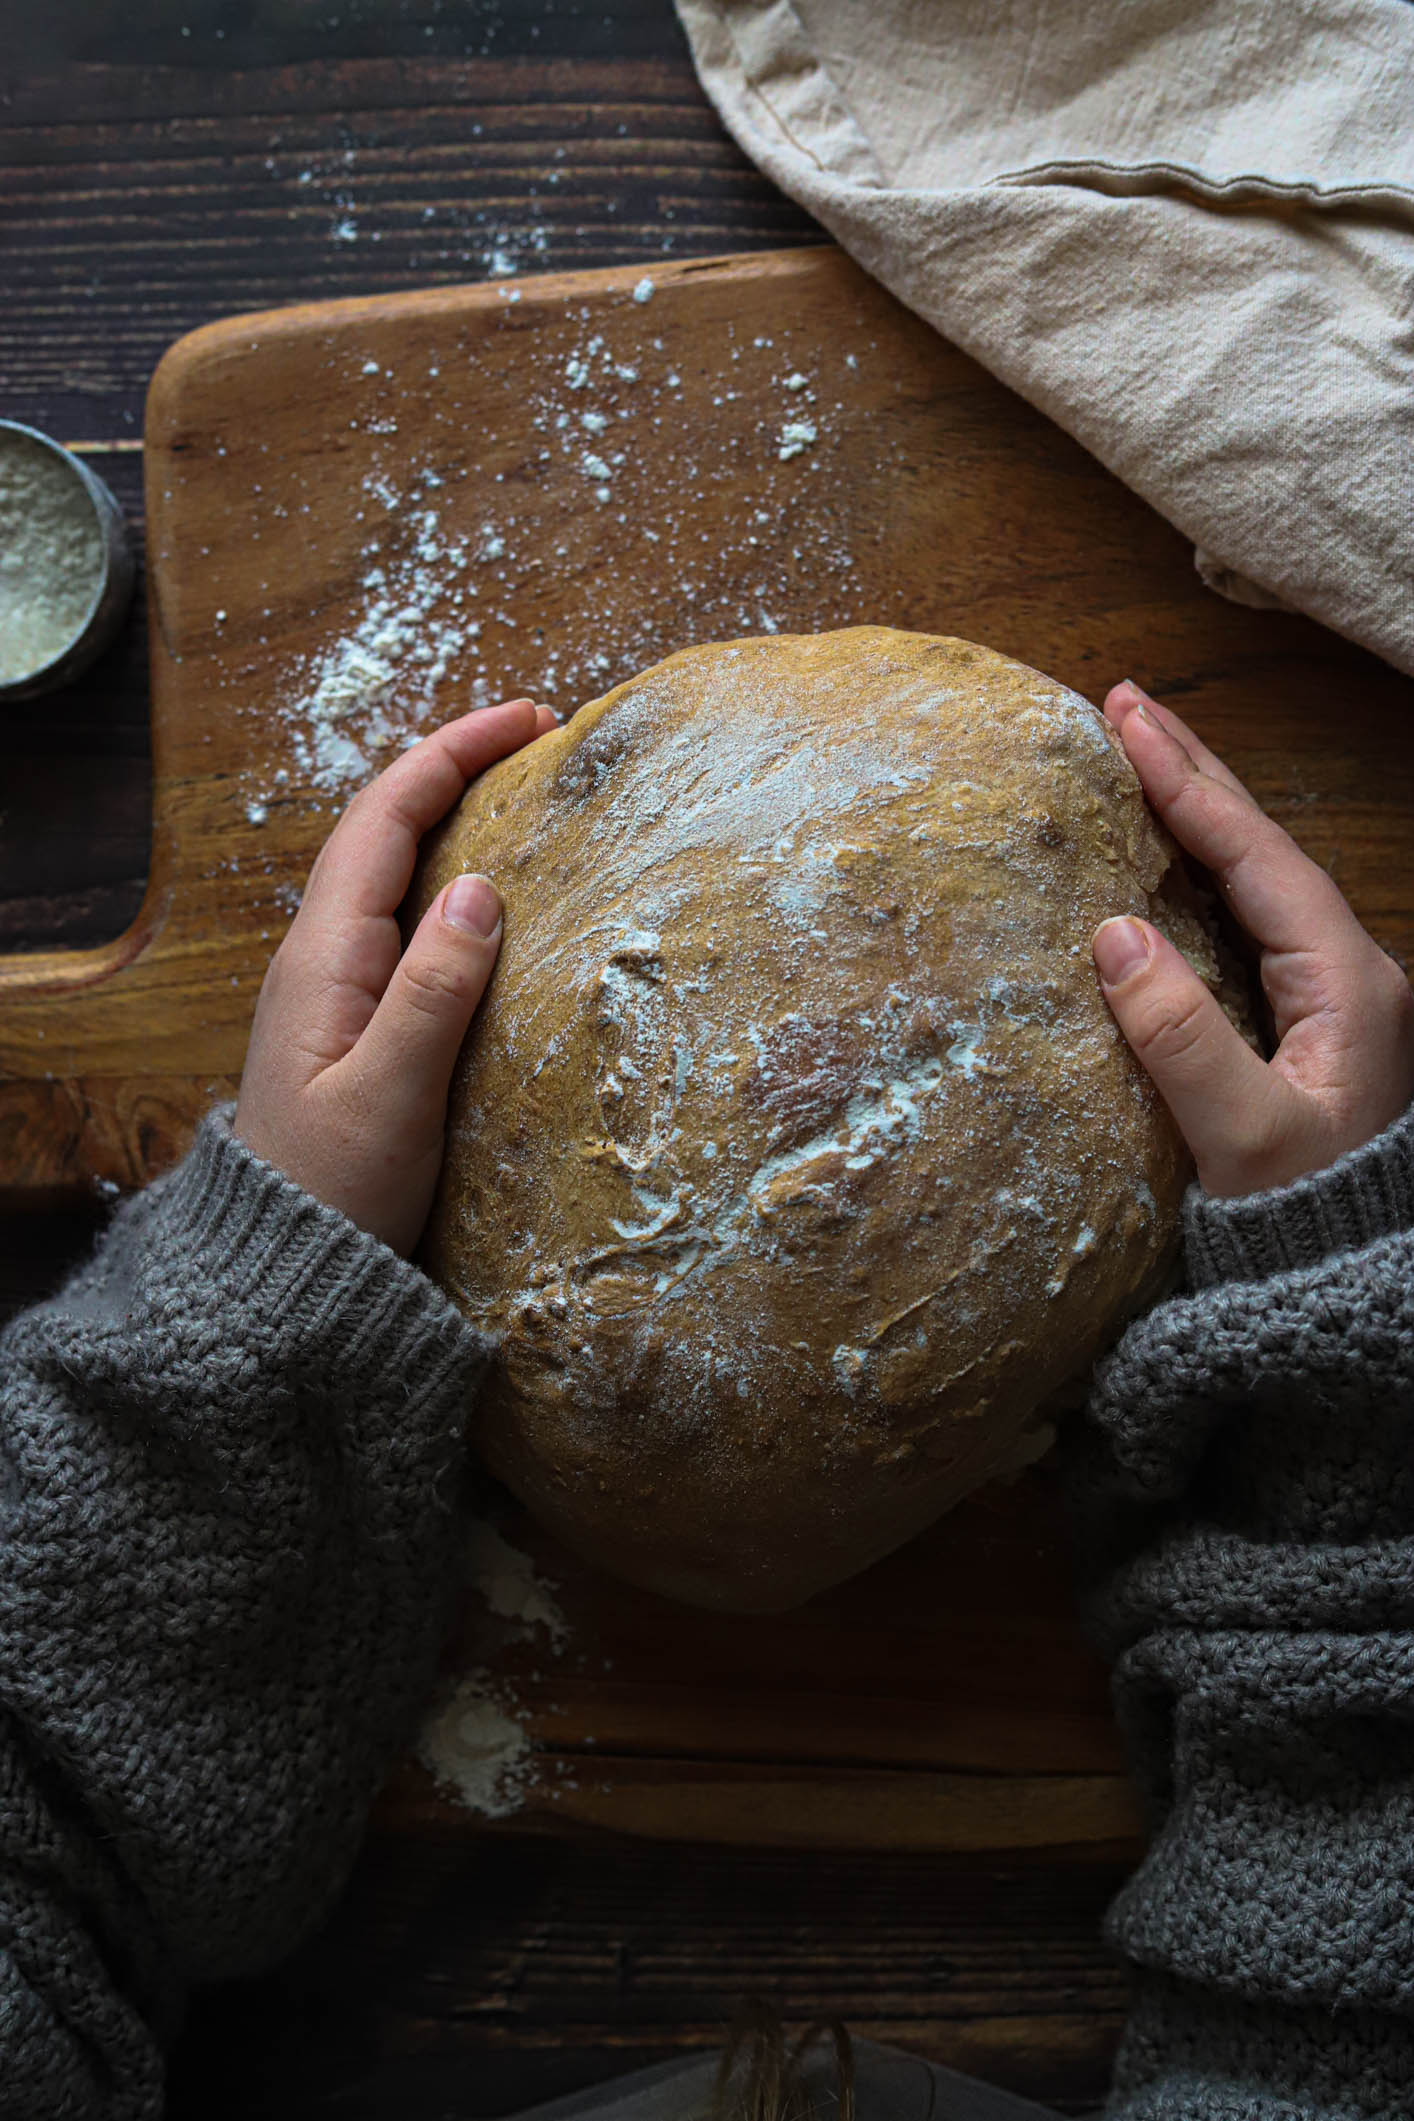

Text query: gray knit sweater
(2, 1101), (1413, 2119)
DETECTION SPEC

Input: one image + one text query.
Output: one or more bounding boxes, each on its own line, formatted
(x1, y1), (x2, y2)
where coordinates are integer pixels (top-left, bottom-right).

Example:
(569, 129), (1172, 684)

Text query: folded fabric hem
(992, 156), (1414, 218)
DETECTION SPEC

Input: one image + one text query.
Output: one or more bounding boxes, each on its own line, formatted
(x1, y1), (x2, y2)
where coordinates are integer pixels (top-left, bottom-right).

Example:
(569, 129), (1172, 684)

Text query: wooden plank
(165, 1832), (1129, 2119)
(369, 1464), (1143, 1858)
(0, 51), (819, 422)
(384, 1757), (1141, 1855)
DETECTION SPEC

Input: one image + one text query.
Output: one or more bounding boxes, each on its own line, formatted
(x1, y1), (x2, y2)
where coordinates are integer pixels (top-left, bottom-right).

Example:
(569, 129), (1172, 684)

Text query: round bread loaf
(411, 628), (1258, 1611)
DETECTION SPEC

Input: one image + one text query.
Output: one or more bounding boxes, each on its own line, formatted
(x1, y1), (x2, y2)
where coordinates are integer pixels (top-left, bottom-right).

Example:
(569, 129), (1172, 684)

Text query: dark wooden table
(4, 4), (1135, 2112)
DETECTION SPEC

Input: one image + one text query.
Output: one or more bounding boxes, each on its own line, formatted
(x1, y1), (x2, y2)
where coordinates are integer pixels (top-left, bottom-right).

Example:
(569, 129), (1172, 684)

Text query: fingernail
(1120, 679), (1154, 724)
(1093, 916), (1150, 984)
(443, 873), (502, 937)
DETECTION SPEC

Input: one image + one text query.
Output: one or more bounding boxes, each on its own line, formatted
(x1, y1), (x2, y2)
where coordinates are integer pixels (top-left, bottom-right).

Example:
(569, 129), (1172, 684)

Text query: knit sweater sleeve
(1068, 1096), (1414, 2121)
(0, 1108), (490, 2120)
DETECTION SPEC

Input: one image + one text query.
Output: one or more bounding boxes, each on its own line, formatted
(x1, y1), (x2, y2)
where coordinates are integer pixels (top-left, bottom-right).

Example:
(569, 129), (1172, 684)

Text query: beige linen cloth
(673, 0), (1414, 678)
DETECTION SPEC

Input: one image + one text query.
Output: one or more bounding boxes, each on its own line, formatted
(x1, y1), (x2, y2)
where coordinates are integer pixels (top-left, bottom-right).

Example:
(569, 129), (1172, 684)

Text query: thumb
(1092, 915), (1286, 1192)
(350, 873), (504, 1127)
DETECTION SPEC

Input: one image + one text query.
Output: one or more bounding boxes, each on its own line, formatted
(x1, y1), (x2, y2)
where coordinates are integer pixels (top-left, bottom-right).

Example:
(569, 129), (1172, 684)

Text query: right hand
(1091, 680), (1414, 1200)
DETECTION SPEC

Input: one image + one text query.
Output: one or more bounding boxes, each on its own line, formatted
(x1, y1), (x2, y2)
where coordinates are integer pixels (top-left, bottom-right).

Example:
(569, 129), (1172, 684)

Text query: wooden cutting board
(4, 246), (1412, 1853)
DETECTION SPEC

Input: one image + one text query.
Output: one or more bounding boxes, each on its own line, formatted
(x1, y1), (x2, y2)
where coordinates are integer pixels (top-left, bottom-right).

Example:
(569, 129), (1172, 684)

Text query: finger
(1102, 680), (1242, 791)
(1103, 681), (1251, 799)
(299, 698), (539, 931)
(1092, 914), (1297, 1189)
(1109, 692), (1364, 976)
(295, 700), (557, 927)
(1105, 681), (1253, 798)
(277, 697), (544, 1060)
(334, 872), (504, 1144)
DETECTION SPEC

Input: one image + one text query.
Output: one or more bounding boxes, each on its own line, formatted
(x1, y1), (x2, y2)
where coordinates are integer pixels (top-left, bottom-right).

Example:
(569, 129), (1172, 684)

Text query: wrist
(1183, 1092), (1414, 1288)
(157, 1103), (489, 1395)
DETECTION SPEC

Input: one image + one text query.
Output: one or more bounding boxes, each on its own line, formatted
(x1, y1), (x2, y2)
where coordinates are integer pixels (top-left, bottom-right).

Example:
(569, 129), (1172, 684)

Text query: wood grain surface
(166, 1836), (1129, 2120)
(6, 242), (1413, 1201)
(7, 4), (1414, 2115)
(2, 1), (817, 960)
(377, 1464), (1140, 1852)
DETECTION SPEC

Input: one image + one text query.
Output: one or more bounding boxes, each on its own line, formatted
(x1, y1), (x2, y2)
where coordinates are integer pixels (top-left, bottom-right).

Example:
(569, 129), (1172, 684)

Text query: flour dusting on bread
(413, 628), (1253, 1611)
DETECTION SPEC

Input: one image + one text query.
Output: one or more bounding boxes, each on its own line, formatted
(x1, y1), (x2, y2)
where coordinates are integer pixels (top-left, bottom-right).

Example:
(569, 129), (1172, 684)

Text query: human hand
(1091, 680), (1414, 1200)
(234, 697), (557, 1254)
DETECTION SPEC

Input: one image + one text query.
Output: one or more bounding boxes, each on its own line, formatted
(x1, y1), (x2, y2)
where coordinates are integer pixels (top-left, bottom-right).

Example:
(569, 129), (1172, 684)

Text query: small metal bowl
(0, 419), (137, 703)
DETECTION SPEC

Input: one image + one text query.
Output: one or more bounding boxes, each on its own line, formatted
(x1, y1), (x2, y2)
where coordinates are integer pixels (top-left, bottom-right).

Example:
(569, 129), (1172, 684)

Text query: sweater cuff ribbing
(1181, 1093), (1414, 1290)
(148, 1103), (491, 1399)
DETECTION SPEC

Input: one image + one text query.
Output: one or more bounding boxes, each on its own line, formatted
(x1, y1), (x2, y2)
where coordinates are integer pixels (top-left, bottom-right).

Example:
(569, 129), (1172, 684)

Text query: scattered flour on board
(416, 1517), (571, 1818)
(464, 1518), (569, 1647)
(417, 1679), (534, 1820)
(243, 322), (870, 817)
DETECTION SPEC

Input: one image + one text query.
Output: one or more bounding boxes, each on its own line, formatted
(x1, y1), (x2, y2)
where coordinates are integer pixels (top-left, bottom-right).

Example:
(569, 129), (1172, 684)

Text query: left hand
(234, 697), (556, 1254)
(1091, 680), (1414, 1199)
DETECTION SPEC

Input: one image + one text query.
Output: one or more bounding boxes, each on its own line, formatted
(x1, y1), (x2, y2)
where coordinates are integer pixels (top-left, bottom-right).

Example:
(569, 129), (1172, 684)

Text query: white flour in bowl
(0, 431), (104, 684)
